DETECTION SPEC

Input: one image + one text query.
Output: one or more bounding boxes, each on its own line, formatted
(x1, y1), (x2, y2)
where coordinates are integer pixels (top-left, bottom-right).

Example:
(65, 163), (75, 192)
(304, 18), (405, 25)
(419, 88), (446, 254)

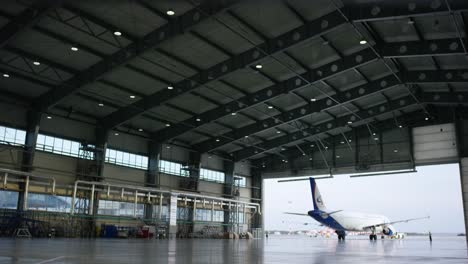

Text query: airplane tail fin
(310, 177), (326, 211)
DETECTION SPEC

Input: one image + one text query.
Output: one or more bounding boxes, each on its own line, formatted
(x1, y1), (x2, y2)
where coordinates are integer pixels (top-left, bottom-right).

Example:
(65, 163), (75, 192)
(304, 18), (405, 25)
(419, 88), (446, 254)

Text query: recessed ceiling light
(231, 112), (237, 116)
(325, 146), (328, 149)
(216, 139), (220, 142)
(114, 132), (119, 136)
(262, 164), (266, 168)
(302, 153), (306, 156)
(282, 159), (285, 162)
(71, 46), (78, 51)
(129, 95), (136, 99)
(255, 64), (263, 69)
(244, 135), (249, 138)
(138, 128), (143, 132)
(196, 118), (201, 122)
(33, 61), (40, 66)
(98, 103), (104, 107)
(276, 131), (281, 134)
(348, 139), (352, 143)
(340, 141), (345, 144)
(393, 149), (399, 153)
(46, 115), (52, 119)
(309, 157), (313, 161)
(425, 117), (429, 121)
(310, 98), (316, 102)
(166, 146), (171, 149)
(285, 160), (288, 163)
(336, 155), (340, 158)
(310, 144), (314, 147)
(347, 121), (352, 124)
(165, 123), (171, 127)
(114, 31), (122, 36)
(2, 73), (9, 78)
(167, 86), (174, 90)
(359, 39), (367, 45)
(372, 132), (376, 136)
(398, 125), (403, 128)
(267, 105), (273, 109)
(166, 9), (175, 16)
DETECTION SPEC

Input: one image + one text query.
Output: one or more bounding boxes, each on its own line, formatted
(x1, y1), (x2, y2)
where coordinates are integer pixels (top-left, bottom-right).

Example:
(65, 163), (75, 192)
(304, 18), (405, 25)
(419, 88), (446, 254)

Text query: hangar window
(195, 209), (224, 222)
(105, 148), (148, 170)
(159, 160), (189, 177)
(26, 193), (89, 214)
(97, 200), (144, 217)
(234, 175), (247, 187)
(0, 125), (26, 146)
(36, 134), (93, 159)
(200, 168), (225, 183)
(0, 190), (18, 209)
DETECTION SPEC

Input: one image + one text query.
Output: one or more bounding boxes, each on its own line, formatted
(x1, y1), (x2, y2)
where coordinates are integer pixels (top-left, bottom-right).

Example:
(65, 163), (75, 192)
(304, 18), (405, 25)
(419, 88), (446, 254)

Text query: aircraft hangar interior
(0, 0), (467, 263)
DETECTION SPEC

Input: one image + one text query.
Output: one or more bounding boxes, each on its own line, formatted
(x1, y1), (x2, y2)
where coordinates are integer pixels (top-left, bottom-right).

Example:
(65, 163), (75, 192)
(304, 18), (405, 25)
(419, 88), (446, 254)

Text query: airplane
(286, 177), (429, 240)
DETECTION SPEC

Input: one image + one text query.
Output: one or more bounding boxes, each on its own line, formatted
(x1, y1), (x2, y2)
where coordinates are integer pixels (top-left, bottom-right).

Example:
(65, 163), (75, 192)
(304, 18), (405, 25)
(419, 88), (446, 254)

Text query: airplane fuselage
(308, 210), (396, 235)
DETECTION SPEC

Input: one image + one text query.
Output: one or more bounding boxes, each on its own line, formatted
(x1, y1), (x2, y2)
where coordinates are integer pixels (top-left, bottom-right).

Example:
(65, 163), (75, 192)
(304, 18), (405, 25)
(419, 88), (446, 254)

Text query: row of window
(98, 200), (145, 217)
(195, 209), (224, 222)
(0, 125), (26, 146)
(106, 148), (148, 170)
(0, 126), (247, 185)
(200, 168), (225, 183)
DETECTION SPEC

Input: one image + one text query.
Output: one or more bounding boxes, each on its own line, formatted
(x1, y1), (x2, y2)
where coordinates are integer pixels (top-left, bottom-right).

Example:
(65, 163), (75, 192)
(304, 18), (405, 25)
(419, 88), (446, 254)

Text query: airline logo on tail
(310, 177), (326, 211)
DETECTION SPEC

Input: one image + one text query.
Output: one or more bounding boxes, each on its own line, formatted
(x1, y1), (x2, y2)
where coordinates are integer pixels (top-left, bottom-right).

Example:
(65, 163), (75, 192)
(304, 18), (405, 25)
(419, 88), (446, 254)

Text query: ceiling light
(267, 105), (273, 109)
(374, 137), (379, 140)
(114, 132), (119, 136)
(359, 39), (367, 45)
(33, 61), (40, 66)
(310, 98), (316, 102)
(196, 118), (201, 122)
(372, 132), (376, 136)
(231, 112), (237, 116)
(262, 164), (266, 168)
(310, 144), (314, 147)
(46, 115), (52, 119)
(398, 125), (403, 128)
(167, 86), (174, 90)
(425, 117), (429, 121)
(216, 139), (220, 142)
(285, 160), (288, 163)
(276, 131), (281, 134)
(165, 123), (171, 127)
(325, 146), (328, 149)
(114, 31), (122, 36)
(138, 128), (143, 132)
(71, 46), (78, 51)
(393, 149), (399, 153)
(336, 155), (340, 158)
(255, 64), (263, 69)
(340, 141), (345, 144)
(302, 153), (306, 156)
(208, 155), (212, 159)
(98, 103), (104, 107)
(2, 73), (9, 78)
(309, 157), (313, 161)
(244, 135), (249, 138)
(348, 139), (352, 143)
(129, 95), (136, 99)
(166, 9), (175, 16)
(347, 121), (352, 124)
(166, 146), (171, 149)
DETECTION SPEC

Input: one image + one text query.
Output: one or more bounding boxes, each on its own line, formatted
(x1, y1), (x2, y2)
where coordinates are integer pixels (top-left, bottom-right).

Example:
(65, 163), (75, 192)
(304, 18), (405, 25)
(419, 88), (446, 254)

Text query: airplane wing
(362, 216), (430, 229)
(284, 212), (309, 216)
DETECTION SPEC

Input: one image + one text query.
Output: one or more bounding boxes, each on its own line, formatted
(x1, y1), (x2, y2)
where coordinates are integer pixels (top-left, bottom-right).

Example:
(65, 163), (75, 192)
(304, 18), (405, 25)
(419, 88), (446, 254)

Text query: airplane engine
(382, 225), (395, 236)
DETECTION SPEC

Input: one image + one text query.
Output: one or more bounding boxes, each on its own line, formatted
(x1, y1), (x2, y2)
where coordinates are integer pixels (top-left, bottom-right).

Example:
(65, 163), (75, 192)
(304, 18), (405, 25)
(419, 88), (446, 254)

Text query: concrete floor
(0, 236), (466, 263)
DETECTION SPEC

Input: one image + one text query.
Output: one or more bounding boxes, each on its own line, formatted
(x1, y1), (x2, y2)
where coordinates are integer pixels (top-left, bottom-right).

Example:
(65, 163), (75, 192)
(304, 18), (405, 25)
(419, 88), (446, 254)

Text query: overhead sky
(264, 164), (465, 233)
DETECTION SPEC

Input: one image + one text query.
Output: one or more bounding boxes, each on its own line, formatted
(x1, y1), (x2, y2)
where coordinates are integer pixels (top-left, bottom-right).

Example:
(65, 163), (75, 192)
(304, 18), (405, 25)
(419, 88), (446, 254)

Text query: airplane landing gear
(336, 230), (346, 240)
(369, 234), (377, 240)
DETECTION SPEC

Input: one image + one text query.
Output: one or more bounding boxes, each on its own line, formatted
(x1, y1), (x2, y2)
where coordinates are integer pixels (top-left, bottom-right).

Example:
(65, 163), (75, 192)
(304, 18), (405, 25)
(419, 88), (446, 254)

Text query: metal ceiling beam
(256, 110), (426, 169)
(344, 1), (468, 22)
(153, 48), (379, 142)
(99, 10), (349, 129)
(0, 1), (57, 48)
(232, 95), (419, 161)
(193, 74), (400, 152)
(33, 1), (236, 112)
(380, 38), (466, 58)
(402, 69), (468, 83)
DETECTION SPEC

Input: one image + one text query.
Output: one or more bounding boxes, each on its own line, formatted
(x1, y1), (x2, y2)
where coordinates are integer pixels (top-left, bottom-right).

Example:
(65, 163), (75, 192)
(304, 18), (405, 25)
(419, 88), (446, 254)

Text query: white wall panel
(413, 123), (458, 165)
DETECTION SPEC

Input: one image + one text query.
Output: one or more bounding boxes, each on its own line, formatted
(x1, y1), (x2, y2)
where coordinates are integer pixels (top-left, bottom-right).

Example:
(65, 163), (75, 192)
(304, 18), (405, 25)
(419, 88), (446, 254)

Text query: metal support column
(17, 111), (41, 211)
(145, 141), (161, 219)
(455, 115), (468, 242)
(251, 168), (262, 230)
(187, 151), (201, 191)
(223, 160), (235, 232)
